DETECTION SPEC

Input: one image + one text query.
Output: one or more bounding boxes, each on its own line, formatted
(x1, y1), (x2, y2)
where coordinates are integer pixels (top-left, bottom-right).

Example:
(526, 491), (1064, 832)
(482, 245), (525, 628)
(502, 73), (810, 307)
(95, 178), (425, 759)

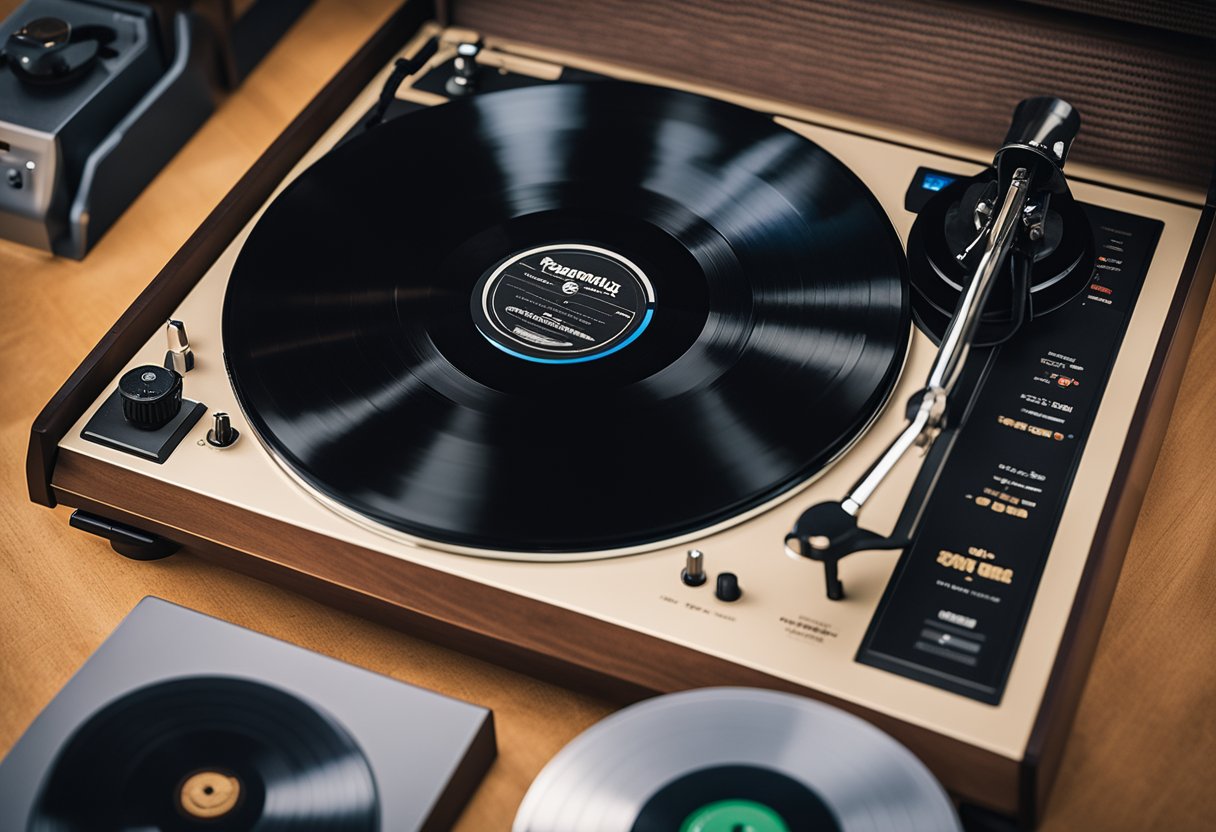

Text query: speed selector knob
(118, 365), (182, 430)
(207, 412), (240, 448)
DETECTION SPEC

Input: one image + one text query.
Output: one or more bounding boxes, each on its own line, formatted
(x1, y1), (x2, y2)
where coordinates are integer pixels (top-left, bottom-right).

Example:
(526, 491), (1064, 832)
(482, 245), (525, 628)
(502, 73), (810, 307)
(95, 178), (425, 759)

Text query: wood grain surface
(0, 2), (1213, 829)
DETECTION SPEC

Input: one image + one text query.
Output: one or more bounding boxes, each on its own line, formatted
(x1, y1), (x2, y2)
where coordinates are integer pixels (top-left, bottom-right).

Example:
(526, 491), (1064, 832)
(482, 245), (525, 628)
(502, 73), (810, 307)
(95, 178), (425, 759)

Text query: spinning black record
(223, 81), (910, 552)
(29, 677), (378, 831)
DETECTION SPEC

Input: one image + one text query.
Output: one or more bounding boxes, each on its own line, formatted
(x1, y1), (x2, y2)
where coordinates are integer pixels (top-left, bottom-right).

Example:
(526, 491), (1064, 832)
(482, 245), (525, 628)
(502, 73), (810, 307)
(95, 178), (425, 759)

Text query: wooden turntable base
(0, 1), (1213, 829)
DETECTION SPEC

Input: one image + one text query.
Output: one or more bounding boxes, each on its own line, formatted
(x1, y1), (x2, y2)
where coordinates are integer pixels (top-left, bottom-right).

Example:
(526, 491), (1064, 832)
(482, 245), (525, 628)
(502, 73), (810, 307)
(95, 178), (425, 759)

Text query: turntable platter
(222, 81), (909, 553)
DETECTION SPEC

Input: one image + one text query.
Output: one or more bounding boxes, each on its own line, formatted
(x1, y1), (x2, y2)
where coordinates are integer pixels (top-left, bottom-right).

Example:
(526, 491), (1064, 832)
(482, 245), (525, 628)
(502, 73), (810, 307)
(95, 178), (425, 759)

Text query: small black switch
(118, 364), (182, 430)
(715, 572), (742, 602)
(6, 169), (22, 189)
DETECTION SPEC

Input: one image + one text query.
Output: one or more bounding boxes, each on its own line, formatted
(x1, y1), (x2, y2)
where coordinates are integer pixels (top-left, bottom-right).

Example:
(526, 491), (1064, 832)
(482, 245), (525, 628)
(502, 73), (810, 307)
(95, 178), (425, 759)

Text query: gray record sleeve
(0, 597), (495, 831)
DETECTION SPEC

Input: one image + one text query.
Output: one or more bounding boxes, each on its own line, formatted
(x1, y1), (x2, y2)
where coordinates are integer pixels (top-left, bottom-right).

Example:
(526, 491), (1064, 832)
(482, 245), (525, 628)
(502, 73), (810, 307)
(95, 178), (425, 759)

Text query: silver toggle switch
(164, 319), (195, 374)
(682, 549), (706, 587)
(206, 412), (239, 448)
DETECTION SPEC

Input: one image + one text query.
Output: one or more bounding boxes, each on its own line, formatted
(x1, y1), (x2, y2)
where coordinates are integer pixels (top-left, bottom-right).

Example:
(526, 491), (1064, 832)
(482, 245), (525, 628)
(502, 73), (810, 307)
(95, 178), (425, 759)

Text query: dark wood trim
(25, 0), (433, 509)
(52, 448), (1023, 817)
(1021, 206), (1216, 826)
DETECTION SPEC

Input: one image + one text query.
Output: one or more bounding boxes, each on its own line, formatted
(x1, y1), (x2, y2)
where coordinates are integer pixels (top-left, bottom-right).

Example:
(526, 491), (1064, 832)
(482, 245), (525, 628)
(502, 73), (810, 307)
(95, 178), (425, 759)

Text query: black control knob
(6, 17), (104, 85)
(118, 365), (182, 430)
(206, 412), (240, 448)
(715, 572), (742, 603)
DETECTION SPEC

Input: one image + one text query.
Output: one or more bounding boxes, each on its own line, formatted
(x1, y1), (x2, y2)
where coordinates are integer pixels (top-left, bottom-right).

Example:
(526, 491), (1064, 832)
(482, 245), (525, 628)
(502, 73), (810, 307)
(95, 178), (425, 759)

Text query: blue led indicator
(921, 172), (955, 192)
(481, 308), (654, 364)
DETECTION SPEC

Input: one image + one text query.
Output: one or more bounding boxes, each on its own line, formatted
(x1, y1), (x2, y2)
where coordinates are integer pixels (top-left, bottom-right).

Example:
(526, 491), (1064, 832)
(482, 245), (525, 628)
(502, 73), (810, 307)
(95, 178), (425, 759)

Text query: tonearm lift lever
(786, 98), (1083, 600)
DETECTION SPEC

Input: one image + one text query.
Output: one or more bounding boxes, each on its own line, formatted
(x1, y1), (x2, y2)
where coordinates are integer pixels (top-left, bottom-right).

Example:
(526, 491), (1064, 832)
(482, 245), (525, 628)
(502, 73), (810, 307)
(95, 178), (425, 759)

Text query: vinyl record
(513, 688), (961, 832)
(223, 81), (909, 553)
(28, 677), (378, 831)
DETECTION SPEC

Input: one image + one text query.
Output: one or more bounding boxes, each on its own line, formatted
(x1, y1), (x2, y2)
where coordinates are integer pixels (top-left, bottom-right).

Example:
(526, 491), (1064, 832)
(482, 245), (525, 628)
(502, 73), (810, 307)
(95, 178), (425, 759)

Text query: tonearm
(786, 97), (1086, 600)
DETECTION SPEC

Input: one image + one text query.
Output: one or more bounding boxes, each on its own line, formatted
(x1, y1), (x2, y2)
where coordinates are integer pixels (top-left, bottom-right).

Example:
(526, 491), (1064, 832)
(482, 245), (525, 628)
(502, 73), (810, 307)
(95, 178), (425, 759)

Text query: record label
(472, 243), (655, 364)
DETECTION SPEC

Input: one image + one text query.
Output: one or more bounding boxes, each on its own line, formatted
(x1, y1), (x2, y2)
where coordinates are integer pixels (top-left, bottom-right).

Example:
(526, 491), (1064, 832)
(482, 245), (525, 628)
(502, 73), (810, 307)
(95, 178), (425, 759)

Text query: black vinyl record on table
(29, 677), (378, 831)
(223, 81), (910, 552)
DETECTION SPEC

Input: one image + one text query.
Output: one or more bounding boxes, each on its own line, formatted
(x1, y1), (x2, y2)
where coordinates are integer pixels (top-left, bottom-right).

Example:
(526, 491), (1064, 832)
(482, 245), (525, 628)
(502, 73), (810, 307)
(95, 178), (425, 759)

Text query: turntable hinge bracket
(68, 510), (180, 561)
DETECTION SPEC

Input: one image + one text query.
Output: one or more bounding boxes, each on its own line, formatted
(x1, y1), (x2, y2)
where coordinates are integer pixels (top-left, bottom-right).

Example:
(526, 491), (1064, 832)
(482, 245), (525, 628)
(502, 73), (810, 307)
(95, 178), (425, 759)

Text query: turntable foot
(68, 510), (180, 561)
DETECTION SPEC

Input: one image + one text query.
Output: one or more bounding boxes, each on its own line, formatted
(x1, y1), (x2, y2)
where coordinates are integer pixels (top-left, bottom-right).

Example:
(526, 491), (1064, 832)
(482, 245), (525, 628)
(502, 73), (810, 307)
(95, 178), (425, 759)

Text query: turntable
(25, 2), (1216, 827)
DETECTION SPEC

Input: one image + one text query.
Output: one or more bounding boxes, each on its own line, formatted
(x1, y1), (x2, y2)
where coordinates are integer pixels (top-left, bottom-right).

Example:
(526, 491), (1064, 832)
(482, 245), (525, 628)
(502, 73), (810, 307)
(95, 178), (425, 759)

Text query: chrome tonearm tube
(786, 97), (1083, 600)
(843, 169), (1030, 517)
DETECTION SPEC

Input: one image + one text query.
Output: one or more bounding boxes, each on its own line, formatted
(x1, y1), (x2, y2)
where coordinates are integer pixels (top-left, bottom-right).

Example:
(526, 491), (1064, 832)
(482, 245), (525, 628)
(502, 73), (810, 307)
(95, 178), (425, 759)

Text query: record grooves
(29, 677), (378, 831)
(513, 688), (961, 831)
(223, 81), (910, 553)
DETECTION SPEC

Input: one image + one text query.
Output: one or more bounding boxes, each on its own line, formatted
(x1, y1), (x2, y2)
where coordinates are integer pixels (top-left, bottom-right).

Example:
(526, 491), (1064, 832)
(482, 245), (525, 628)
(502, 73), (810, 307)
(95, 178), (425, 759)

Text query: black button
(715, 572), (742, 602)
(16, 17), (71, 48)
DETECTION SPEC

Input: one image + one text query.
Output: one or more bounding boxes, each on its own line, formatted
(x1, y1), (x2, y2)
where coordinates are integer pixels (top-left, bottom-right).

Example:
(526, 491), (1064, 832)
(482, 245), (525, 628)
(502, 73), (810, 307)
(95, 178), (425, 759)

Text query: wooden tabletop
(1, 2), (1213, 829)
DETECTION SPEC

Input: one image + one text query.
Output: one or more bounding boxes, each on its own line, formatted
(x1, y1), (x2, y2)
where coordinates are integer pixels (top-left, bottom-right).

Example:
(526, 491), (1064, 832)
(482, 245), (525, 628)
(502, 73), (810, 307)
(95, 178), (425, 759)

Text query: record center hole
(178, 770), (241, 819)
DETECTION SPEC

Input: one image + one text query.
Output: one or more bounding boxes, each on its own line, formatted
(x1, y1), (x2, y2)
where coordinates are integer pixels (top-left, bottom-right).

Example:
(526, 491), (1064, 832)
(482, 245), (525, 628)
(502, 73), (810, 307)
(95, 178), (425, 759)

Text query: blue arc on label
(482, 308), (654, 364)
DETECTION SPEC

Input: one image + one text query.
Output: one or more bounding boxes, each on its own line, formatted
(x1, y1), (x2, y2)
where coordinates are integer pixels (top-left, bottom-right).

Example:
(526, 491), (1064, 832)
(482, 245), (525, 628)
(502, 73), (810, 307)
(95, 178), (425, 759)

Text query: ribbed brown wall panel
(452, 0), (1216, 188)
(1022, 0), (1216, 38)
